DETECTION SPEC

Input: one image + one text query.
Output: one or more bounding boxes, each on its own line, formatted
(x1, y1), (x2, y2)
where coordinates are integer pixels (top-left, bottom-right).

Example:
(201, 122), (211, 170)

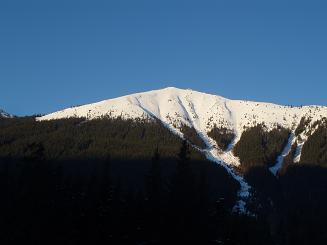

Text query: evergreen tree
(169, 140), (197, 242)
(145, 147), (163, 235)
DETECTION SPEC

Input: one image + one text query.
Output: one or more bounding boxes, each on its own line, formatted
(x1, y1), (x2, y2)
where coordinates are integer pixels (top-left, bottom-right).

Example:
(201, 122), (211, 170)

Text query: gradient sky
(1, 0), (327, 116)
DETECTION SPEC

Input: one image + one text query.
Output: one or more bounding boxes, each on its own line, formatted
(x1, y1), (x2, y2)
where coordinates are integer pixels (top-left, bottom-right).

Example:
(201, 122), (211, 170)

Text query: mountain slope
(38, 87), (327, 164)
(38, 87), (327, 211)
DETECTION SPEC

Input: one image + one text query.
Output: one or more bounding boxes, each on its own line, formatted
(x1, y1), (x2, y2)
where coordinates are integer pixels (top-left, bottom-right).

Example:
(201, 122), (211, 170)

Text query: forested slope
(2, 116), (327, 244)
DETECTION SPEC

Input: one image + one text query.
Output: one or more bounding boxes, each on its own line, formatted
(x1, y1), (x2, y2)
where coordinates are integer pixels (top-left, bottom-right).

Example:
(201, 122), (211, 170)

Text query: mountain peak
(0, 109), (12, 118)
(162, 86), (180, 90)
(152, 86), (191, 94)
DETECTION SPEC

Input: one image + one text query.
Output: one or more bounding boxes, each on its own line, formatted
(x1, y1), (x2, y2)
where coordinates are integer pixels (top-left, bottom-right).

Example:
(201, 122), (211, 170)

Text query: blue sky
(1, 0), (327, 116)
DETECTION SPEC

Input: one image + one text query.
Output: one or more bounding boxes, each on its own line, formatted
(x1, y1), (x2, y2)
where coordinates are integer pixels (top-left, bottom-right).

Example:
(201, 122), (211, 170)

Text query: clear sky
(1, 0), (327, 116)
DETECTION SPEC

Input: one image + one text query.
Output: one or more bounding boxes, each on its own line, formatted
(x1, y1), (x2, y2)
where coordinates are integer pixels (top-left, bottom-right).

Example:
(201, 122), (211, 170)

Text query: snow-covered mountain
(39, 87), (327, 129)
(38, 87), (327, 212)
(38, 87), (327, 162)
(0, 109), (12, 118)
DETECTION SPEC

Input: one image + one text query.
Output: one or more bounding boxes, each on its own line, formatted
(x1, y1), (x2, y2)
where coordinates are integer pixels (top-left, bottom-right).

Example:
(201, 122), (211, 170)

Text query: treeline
(295, 117), (311, 136)
(233, 125), (290, 171)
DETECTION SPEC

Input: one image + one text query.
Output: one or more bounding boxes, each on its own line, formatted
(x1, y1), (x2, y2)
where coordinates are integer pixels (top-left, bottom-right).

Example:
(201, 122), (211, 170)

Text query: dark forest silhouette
(1, 117), (327, 244)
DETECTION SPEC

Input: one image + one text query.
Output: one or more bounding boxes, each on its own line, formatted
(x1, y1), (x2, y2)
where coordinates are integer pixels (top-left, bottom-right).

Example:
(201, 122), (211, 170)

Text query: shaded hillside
(300, 122), (327, 166)
(244, 165), (327, 245)
(0, 116), (203, 160)
(2, 116), (327, 244)
(207, 125), (235, 151)
(233, 125), (290, 171)
(1, 116), (243, 244)
(180, 123), (207, 149)
(279, 143), (298, 175)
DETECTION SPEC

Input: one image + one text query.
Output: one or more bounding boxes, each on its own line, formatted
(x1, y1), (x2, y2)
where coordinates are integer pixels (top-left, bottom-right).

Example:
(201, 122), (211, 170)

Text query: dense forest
(233, 124), (290, 171)
(245, 165), (327, 245)
(180, 123), (207, 149)
(207, 125), (235, 151)
(0, 116), (196, 160)
(300, 121), (327, 166)
(2, 117), (327, 244)
(279, 143), (297, 175)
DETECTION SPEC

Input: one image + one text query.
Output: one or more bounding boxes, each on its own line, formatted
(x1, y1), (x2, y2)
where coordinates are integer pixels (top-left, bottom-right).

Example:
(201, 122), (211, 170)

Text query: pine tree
(97, 157), (114, 241)
(145, 147), (163, 239)
(146, 147), (162, 204)
(169, 140), (197, 242)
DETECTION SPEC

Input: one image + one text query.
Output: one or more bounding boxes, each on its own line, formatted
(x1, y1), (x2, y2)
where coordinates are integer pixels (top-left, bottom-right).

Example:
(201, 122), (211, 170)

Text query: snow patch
(269, 133), (295, 176)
